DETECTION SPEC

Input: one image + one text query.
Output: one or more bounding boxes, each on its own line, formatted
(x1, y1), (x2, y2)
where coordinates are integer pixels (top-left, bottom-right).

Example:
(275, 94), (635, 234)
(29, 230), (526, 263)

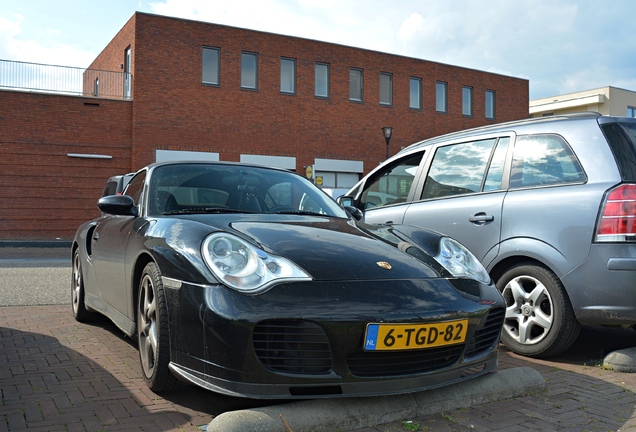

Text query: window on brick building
(410, 77), (421, 109)
(281, 57), (296, 94)
(241, 52), (258, 89)
(436, 81), (447, 113)
(380, 73), (392, 106)
(315, 63), (329, 98)
(202, 47), (220, 86)
(628, 106), (636, 118)
(462, 86), (473, 116)
(486, 90), (496, 119)
(350, 68), (363, 102)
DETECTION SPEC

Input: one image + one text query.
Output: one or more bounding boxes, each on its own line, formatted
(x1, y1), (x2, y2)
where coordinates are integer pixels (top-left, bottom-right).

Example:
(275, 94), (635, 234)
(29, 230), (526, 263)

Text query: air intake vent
(464, 307), (505, 358)
(347, 345), (464, 377)
(253, 319), (333, 375)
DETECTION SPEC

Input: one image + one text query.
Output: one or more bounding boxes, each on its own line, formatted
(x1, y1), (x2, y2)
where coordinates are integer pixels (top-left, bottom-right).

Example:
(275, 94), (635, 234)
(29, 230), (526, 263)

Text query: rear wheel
(137, 262), (180, 392)
(71, 249), (92, 322)
(497, 263), (580, 358)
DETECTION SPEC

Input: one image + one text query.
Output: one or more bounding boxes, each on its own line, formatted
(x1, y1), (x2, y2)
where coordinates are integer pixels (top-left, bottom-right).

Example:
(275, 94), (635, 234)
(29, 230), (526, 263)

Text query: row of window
(357, 133), (585, 210)
(202, 47), (497, 119)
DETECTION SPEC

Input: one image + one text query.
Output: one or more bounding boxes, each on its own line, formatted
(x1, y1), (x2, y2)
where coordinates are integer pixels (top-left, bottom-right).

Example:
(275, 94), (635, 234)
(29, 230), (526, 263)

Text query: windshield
(147, 163), (348, 218)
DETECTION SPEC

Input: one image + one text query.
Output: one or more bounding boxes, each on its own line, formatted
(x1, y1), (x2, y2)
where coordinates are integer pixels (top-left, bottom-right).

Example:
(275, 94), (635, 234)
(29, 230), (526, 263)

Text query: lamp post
(382, 126), (393, 159)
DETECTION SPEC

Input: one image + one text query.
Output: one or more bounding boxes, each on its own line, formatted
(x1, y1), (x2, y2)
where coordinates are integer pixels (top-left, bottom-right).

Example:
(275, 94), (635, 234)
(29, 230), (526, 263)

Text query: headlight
(202, 233), (312, 293)
(434, 237), (490, 284)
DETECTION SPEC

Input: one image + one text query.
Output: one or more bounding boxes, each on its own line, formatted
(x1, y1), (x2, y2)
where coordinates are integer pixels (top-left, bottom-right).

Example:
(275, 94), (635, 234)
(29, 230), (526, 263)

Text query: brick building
(0, 12), (529, 242)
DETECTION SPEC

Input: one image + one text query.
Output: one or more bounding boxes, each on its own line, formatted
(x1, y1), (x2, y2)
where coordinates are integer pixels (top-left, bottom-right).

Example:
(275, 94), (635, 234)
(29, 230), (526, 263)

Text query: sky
(0, 0), (634, 100)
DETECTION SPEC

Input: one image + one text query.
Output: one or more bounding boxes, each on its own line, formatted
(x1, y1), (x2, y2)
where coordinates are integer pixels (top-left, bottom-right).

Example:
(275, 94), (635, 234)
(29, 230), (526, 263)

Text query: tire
(137, 262), (180, 392)
(496, 263), (580, 358)
(71, 249), (92, 322)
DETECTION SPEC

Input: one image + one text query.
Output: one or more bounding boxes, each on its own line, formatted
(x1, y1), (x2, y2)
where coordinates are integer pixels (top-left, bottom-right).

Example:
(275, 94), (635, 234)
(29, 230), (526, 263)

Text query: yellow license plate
(364, 320), (468, 351)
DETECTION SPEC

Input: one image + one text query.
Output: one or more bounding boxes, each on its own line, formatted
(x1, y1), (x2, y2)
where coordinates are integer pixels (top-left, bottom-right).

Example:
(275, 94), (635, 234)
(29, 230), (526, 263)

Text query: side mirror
(344, 206), (363, 221)
(98, 195), (138, 217)
(337, 196), (354, 207)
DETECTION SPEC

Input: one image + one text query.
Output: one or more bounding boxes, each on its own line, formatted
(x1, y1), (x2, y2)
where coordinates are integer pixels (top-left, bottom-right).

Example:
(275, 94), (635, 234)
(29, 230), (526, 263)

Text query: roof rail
(397, 111), (602, 155)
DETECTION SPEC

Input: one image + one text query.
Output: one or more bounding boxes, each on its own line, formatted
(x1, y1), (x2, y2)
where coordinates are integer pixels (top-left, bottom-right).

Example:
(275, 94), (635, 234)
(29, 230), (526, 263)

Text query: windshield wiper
(162, 207), (252, 215)
(272, 210), (325, 216)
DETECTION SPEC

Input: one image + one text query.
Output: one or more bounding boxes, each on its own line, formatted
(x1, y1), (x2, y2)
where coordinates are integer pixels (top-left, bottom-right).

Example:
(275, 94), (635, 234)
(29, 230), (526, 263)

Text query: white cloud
(149, 0), (396, 52)
(1, 0), (635, 99)
(0, 13), (24, 59)
(0, 12), (95, 67)
(397, 12), (424, 44)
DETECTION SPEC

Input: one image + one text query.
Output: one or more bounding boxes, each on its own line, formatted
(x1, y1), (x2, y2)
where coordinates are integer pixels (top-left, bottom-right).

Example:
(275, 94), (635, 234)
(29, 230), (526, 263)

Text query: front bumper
(163, 277), (505, 399)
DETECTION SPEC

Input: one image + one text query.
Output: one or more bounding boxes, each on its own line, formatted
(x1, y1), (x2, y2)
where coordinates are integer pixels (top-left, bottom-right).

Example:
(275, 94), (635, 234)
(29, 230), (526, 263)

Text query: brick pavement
(354, 326), (636, 432)
(1, 304), (636, 431)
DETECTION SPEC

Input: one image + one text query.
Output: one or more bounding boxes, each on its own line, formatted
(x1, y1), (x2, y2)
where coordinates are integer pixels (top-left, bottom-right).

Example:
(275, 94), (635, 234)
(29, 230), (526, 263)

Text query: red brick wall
(88, 14), (136, 98)
(0, 91), (132, 240)
(128, 13), (528, 172)
(0, 12), (528, 241)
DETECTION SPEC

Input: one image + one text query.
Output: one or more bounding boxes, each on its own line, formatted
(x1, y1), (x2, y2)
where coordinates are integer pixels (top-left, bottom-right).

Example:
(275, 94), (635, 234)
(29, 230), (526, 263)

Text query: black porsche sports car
(72, 161), (505, 399)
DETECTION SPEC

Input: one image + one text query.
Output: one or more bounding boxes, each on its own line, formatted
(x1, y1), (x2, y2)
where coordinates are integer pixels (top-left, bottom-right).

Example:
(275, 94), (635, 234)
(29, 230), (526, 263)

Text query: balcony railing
(0, 59), (132, 100)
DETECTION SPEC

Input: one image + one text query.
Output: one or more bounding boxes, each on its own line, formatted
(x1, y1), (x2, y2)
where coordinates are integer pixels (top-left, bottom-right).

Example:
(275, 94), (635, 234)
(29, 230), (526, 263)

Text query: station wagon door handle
(468, 213), (494, 224)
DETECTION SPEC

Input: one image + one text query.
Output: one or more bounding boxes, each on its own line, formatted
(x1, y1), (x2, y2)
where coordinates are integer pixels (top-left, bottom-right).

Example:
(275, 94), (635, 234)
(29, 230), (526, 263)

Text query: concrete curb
(603, 347), (636, 373)
(207, 366), (545, 432)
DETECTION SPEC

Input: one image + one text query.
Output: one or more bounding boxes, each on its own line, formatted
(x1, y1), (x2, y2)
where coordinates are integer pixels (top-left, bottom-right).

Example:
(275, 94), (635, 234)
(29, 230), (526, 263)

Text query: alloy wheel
(501, 274), (554, 345)
(138, 274), (158, 378)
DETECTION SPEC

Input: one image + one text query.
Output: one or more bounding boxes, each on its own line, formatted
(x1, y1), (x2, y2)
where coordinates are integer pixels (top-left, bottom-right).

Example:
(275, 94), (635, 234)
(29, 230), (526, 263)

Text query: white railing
(0, 59), (132, 100)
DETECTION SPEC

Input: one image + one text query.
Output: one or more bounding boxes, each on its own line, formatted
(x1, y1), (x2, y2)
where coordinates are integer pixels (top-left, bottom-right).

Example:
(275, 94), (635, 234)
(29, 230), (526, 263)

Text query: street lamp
(382, 126), (393, 159)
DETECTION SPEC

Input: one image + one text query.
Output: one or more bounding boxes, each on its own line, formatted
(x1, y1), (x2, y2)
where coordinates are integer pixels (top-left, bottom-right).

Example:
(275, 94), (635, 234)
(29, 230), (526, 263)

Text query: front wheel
(71, 249), (92, 322)
(497, 263), (580, 358)
(137, 262), (180, 392)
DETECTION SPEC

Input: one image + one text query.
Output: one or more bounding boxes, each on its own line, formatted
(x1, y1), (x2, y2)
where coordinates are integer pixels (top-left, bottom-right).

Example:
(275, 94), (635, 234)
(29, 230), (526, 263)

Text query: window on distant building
(315, 63), (330, 98)
(241, 52), (258, 89)
(380, 72), (392, 106)
(485, 90), (495, 119)
(280, 57), (296, 94)
(628, 106), (636, 117)
(124, 46), (131, 99)
(93, 77), (99, 96)
(410, 77), (421, 109)
(462, 86), (473, 116)
(350, 68), (363, 102)
(436, 81), (447, 113)
(202, 47), (220, 86)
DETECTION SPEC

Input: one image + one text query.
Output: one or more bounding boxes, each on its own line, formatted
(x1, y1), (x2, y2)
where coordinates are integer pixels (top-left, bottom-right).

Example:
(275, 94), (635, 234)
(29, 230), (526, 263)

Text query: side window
(123, 171), (146, 207)
(510, 134), (586, 189)
(483, 137), (510, 191)
(361, 153), (424, 209)
(421, 138), (497, 200)
(265, 182), (293, 209)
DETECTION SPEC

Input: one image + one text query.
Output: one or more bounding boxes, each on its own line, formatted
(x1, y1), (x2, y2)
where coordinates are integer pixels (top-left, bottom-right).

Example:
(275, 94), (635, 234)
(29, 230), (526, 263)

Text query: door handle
(468, 213), (494, 224)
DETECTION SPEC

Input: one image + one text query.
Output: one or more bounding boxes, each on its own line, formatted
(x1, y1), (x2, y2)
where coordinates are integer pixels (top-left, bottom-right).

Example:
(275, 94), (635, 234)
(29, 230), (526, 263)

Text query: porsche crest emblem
(376, 261), (392, 270)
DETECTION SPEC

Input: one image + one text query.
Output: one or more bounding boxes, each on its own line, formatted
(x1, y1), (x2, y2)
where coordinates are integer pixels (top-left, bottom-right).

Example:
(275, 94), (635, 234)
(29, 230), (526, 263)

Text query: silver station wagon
(340, 113), (636, 357)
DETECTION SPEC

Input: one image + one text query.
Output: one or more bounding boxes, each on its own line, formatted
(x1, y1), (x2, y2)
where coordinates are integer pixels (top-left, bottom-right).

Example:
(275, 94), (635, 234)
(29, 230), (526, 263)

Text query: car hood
(229, 218), (440, 282)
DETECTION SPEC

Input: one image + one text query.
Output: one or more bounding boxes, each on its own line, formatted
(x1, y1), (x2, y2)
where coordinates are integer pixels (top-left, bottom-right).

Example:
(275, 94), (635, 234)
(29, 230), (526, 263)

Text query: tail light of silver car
(595, 183), (636, 242)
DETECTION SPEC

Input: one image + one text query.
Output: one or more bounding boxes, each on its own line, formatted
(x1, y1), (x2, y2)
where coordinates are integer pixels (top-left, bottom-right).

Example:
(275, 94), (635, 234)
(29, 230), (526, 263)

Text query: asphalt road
(0, 248), (71, 306)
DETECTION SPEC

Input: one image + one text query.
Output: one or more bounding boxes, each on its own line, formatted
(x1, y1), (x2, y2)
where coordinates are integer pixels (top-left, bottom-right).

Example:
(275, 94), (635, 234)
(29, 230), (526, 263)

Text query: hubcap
(138, 274), (158, 378)
(502, 275), (553, 345)
(72, 254), (81, 314)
